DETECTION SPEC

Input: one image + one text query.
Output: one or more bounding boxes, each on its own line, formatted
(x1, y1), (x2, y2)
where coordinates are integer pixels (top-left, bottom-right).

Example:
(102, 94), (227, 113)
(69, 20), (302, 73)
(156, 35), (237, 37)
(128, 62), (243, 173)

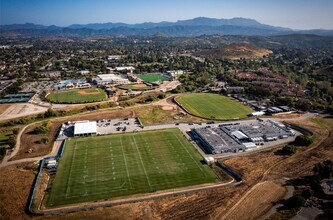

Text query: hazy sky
(1, 0), (332, 29)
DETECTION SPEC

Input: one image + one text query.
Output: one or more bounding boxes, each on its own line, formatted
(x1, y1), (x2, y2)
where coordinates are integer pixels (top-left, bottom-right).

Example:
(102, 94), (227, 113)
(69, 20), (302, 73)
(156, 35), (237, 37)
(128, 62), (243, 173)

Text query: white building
(78, 70), (90, 75)
(248, 111), (265, 117)
(116, 66), (135, 72)
(167, 70), (184, 79)
(108, 55), (122, 60)
(74, 121), (97, 136)
(95, 74), (130, 85)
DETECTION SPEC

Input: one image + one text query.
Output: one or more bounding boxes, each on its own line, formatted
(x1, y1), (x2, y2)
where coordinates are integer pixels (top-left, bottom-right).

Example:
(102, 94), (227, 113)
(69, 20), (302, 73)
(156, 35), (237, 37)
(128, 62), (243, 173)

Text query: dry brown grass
(0, 162), (38, 220)
(222, 181), (286, 220)
(133, 105), (205, 125)
(0, 104), (12, 114)
(11, 122), (61, 161)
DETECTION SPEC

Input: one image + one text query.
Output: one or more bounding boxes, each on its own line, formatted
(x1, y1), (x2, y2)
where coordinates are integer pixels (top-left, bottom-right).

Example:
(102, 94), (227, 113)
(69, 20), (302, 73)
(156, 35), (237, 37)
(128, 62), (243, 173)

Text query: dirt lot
(11, 122), (61, 161)
(0, 104), (12, 114)
(0, 103), (48, 121)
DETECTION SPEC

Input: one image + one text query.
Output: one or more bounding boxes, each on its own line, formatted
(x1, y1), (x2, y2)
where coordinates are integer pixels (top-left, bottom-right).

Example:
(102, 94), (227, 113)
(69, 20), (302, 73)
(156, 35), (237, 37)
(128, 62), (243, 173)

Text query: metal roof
(231, 130), (248, 140)
(74, 121), (97, 135)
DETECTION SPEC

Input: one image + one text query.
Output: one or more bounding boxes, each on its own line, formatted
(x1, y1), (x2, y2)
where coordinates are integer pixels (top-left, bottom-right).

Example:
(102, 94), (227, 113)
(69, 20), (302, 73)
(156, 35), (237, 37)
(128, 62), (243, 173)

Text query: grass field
(47, 128), (218, 207)
(175, 93), (252, 120)
(47, 88), (106, 103)
(117, 84), (153, 91)
(0, 131), (11, 148)
(138, 73), (169, 83)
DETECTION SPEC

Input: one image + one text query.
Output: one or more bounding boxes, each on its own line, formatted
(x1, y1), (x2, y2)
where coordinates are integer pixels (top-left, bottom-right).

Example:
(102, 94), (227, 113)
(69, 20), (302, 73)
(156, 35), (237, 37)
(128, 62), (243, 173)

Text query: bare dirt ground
(153, 95), (178, 111)
(10, 121), (61, 161)
(77, 89), (101, 95)
(132, 83), (148, 88)
(0, 103), (48, 121)
(0, 104), (12, 114)
(222, 181), (286, 220)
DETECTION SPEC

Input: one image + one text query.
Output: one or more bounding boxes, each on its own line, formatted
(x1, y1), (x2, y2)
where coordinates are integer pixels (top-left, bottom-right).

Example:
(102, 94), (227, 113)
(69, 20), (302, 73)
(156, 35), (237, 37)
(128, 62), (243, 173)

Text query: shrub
(157, 94), (166, 99)
(295, 135), (313, 146)
(36, 137), (49, 145)
(0, 146), (6, 157)
(7, 136), (16, 148)
(12, 128), (19, 135)
(32, 125), (49, 134)
(287, 195), (307, 208)
(313, 160), (333, 179)
(282, 145), (297, 155)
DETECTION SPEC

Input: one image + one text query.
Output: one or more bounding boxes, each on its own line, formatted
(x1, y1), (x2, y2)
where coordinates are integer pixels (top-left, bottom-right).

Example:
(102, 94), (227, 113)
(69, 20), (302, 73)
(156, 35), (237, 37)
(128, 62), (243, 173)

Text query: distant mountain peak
(1, 17), (332, 37)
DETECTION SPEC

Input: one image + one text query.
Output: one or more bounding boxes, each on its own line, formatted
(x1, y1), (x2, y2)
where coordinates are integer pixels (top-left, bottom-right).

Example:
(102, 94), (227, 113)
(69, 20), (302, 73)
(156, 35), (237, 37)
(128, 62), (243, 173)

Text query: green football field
(175, 93), (252, 120)
(47, 128), (218, 207)
(117, 84), (152, 91)
(138, 73), (169, 83)
(47, 88), (106, 103)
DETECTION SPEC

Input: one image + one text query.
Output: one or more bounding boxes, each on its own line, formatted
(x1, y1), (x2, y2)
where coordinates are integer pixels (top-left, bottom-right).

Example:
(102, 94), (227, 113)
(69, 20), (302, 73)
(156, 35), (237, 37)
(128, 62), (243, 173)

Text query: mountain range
(1, 17), (333, 37)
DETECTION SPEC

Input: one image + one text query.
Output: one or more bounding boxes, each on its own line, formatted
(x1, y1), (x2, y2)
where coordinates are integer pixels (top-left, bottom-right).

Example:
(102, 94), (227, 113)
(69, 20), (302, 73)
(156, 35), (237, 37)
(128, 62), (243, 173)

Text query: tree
(287, 195), (307, 208)
(282, 145), (297, 155)
(44, 108), (57, 118)
(32, 125), (49, 134)
(313, 160), (333, 179)
(7, 136), (16, 148)
(12, 128), (19, 135)
(157, 94), (166, 99)
(295, 135), (313, 146)
(0, 146), (6, 157)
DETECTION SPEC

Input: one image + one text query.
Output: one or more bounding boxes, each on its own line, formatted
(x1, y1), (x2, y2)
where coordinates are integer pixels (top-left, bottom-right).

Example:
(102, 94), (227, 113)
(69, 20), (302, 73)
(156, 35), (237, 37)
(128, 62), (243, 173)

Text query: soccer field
(138, 73), (169, 83)
(175, 93), (252, 120)
(47, 88), (106, 103)
(47, 128), (218, 207)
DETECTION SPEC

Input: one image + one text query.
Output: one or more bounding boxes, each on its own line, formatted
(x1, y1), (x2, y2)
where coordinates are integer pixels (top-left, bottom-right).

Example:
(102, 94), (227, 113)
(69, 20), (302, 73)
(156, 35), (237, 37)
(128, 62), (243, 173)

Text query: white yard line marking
(65, 140), (77, 197)
(119, 137), (132, 188)
(173, 133), (207, 176)
(132, 135), (151, 187)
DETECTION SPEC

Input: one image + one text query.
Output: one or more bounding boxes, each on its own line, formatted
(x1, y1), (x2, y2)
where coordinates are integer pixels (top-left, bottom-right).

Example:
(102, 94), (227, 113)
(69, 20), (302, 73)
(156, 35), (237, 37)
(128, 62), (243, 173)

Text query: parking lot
(97, 118), (142, 134)
(20, 81), (55, 94)
(60, 118), (300, 157)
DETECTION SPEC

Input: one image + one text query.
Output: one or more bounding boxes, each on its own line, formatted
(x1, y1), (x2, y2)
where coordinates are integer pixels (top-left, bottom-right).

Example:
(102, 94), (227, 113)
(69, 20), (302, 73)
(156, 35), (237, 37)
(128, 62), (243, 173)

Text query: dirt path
(221, 181), (286, 220)
(258, 179), (295, 220)
(0, 121), (39, 168)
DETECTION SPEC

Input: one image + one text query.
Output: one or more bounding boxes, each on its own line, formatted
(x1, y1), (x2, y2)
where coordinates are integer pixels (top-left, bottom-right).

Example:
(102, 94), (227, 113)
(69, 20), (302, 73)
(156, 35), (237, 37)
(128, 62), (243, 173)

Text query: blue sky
(1, 0), (332, 29)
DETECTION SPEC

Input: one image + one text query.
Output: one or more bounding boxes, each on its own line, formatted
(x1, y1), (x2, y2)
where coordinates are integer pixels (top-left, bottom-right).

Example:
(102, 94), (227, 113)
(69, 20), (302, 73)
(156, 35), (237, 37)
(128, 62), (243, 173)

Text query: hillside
(196, 43), (273, 60)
